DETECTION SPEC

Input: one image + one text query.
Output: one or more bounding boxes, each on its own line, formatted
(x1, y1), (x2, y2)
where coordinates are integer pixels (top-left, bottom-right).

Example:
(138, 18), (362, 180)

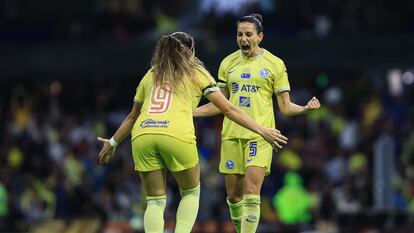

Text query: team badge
(226, 160), (235, 169)
(231, 82), (239, 93)
(259, 69), (269, 78)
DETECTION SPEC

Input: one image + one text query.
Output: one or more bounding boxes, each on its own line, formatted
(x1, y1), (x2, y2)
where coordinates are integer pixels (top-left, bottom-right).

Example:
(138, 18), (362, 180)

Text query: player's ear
(258, 32), (264, 43)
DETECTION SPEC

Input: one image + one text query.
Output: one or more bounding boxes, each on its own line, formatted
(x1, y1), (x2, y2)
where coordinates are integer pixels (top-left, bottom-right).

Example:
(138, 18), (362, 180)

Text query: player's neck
(245, 48), (264, 60)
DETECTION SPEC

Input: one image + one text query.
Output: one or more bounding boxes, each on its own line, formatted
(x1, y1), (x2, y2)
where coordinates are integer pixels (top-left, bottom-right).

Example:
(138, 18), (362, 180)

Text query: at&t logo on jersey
(259, 69), (269, 78)
(239, 96), (251, 107)
(241, 84), (260, 93)
(231, 83), (260, 94)
(226, 160), (235, 169)
(231, 82), (239, 93)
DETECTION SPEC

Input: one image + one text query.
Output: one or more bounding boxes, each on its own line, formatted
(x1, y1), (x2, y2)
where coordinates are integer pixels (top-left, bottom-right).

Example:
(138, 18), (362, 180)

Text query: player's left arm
(276, 91), (320, 116)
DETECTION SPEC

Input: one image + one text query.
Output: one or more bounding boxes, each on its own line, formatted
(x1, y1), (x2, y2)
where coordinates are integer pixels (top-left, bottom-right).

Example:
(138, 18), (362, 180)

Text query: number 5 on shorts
(249, 141), (257, 156)
(148, 84), (173, 114)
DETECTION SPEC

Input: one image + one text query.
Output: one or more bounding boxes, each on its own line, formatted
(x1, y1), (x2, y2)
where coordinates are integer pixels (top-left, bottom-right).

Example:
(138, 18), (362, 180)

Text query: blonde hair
(150, 32), (206, 95)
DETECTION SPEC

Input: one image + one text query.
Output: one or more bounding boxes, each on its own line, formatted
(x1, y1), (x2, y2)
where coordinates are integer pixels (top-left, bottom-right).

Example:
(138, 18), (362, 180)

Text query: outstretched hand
(261, 128), (288, 152)
(97, 137), (115, 164)
(304, 96), (321, 111)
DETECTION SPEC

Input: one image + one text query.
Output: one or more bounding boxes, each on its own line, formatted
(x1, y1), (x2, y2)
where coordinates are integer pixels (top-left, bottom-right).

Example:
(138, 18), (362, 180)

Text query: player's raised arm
(276, 92), (321, 116)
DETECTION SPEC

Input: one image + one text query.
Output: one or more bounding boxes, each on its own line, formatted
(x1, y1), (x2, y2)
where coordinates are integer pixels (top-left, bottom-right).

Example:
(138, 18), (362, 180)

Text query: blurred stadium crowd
(1, 0), (413, 40)
(1, 0), (414, 233)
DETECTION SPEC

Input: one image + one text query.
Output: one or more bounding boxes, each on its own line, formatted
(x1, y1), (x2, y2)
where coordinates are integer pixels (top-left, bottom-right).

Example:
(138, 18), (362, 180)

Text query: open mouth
(241, 44), (250, 53)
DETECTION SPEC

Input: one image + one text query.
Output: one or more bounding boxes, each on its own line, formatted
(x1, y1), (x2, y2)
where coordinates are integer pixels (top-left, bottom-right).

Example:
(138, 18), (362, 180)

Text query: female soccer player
(97, 31), (288, 233)
(193, 14), (321, 233)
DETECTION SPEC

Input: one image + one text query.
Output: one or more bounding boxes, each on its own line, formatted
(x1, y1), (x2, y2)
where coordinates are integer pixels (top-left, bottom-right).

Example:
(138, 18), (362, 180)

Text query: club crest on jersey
(241, 73), (251, 79)
(239, 96), (251, 108)
(226, 160), (235, 169)
(231, 82), (239, 93)
(259, 69), (269, 78)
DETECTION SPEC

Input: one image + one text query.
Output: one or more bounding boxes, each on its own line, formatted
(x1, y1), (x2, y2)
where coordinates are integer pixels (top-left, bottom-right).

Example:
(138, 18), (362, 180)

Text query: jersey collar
(240, 48), (265, 61)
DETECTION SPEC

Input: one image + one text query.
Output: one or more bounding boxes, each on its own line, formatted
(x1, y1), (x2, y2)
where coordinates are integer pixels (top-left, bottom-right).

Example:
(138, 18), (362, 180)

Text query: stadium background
(0, 0), (414, 232)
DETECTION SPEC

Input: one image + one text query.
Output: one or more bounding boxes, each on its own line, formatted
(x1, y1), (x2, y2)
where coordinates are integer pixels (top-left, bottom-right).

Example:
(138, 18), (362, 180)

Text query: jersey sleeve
(198, 68), (220, 97)
(273, 61), (291, 94)
(217, 60), (228, 89)
(133, 70), (151, 103)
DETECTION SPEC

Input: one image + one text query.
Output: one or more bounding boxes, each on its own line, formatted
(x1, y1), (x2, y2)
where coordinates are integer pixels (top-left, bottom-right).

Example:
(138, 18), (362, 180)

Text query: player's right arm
(98, 102), (142, 164)
(205, 91), (288, 151)
(98, 72), (149, 164)
(193, 87), (230, 117)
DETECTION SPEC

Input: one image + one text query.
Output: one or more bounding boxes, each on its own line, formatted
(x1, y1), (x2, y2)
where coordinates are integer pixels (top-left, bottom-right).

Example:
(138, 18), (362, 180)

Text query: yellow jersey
(132, 68), (219, 143)
(217, 49), (290, 140)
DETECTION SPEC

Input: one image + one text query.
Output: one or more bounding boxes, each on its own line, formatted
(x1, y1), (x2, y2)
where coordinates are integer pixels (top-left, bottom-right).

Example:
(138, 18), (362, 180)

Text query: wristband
(109, 137), (119, 147)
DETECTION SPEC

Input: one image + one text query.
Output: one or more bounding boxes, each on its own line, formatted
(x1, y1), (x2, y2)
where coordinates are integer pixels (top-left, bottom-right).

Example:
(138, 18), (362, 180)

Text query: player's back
(132, 68), (213, 143)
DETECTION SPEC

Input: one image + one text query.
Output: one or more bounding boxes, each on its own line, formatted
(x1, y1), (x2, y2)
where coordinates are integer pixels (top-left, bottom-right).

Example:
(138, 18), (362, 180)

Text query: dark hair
(151, 32), (204, 95)
(237, 13), (263, 33)
(170, 32), (194, 52)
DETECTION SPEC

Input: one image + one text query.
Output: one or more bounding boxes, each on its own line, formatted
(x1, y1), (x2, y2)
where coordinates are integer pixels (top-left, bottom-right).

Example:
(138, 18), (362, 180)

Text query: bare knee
(243, 183), (260, 195)
(228, 192), (243, 203)
(146, 189), (167, 197)
(227, 186), (244, 203)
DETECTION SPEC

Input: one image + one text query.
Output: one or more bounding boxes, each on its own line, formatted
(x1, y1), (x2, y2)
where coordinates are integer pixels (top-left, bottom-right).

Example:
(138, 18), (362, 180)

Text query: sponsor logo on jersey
(246, 158), (253, 163)
(140, 119), (170, 128)
(231, 82), (239, 93)
(226, 160), (235, 169)
(241, 73), (251, 79)
(228, 69), (235, 74)
(231, 83), (260, 94)
(259, 69), (269, 78)
(241, 84), (260, 93)
(239, 96), (251, 107)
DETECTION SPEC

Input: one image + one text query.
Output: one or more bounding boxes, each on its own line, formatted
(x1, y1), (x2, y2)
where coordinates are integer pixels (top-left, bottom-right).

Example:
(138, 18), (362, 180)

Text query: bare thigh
(171, 163), (200, 190)
(138, 169), (167, 196)
(244, 166), (266, 195)
(224, 173), (244, 203)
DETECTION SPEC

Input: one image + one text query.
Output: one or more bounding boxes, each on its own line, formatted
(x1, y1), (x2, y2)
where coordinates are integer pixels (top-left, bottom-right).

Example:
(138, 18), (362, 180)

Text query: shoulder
(196, 67), (215, 83)
(138, 69), (153, 87)
(220, 50), (241, 68)
(143, 69), (154, 80)
(262, 49), (286, 72)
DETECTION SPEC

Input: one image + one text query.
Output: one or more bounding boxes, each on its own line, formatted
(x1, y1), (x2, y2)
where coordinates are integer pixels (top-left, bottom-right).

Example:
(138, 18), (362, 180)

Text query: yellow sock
(175, 184), (200, 233)
(227, 198), (244, 233)
(144, 195), (166, 233)
(241, 195), (261, 233)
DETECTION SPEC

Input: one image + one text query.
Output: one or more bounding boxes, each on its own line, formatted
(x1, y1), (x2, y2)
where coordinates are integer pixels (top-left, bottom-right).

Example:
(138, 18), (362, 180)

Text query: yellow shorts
(132, 134), (199, 172)
(219, 138), (273, 175)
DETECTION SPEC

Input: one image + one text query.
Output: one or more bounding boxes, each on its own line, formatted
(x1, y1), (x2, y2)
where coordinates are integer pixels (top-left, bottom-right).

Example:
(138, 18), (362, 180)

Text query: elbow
(279, 107), (290, 116)
(279, 102), (294, 116)
(127, 113), (139, 123)
(281, 110), (293, 116)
